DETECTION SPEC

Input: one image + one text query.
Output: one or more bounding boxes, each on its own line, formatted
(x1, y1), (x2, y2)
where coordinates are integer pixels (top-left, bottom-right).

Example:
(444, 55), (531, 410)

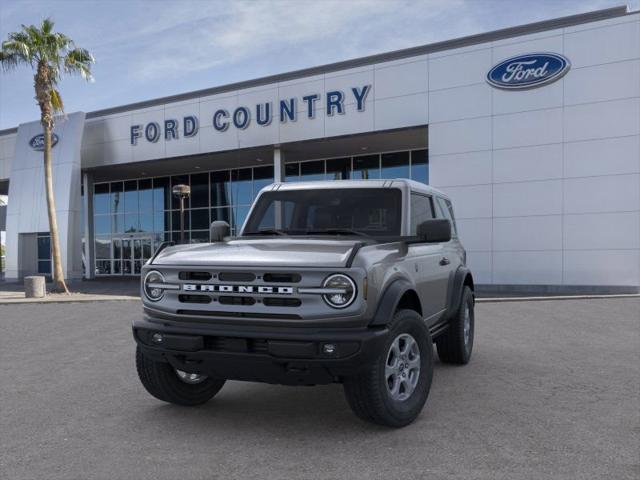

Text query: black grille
(179, 271), (212, 281)
(263, 297), (301, 307)
(178, 294), (212, 304)
(263, 273), (301, 283)
(219, 296), (256, 306)
(219, 271), (256, 282)
(176, 310), (301, 320)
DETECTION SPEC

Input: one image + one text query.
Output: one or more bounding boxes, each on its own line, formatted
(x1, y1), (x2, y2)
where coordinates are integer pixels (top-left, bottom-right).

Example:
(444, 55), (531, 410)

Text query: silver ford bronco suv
(133, 179), (475, 427)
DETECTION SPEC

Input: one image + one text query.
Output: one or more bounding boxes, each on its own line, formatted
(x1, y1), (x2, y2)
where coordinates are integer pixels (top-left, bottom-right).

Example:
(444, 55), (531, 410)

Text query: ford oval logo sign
(487, 53), (570, 90)
(29, 133), (59, 151)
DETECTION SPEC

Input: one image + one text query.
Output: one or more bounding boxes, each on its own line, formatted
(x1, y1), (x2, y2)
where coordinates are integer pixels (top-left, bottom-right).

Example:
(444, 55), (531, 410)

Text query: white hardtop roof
(263, 179), (448, 198)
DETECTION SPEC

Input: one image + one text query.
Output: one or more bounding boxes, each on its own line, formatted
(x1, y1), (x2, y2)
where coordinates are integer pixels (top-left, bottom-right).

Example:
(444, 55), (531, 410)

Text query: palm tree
(0, 18), (94, 293)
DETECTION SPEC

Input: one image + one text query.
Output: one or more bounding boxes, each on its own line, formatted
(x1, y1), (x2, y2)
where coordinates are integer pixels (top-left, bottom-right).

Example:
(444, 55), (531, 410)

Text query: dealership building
(0, 5), (638, 292)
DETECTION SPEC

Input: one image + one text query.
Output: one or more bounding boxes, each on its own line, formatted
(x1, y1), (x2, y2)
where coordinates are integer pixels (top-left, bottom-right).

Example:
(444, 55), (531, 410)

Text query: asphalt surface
(0, 298), (638, 480)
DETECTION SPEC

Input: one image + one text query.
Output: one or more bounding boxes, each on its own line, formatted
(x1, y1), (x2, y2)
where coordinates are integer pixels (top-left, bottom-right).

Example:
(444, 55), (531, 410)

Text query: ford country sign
(487, 53), (570, 90)
(29, 133), (59, 151)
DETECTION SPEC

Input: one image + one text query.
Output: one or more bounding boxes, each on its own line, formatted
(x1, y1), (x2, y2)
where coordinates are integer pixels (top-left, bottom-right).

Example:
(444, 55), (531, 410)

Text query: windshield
(242, 188), (402, 237)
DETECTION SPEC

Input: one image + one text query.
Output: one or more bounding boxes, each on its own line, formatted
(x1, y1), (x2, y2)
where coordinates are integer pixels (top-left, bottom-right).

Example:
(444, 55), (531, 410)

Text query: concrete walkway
(0, 277), (140, 304)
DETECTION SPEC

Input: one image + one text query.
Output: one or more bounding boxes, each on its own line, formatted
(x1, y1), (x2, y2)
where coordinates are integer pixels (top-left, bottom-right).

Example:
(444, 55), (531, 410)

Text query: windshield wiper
(243, 228), (287, 236)
(306, 228), (369, 237)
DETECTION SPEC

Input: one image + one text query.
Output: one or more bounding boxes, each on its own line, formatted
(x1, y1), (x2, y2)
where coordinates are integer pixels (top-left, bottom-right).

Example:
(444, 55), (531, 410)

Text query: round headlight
(143, 270), (165, 302)
(322, 274), (356, 309)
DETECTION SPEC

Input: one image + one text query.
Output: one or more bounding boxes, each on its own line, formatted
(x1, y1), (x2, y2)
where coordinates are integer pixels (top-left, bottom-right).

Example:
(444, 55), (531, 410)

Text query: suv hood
(151, 238), (365, 268)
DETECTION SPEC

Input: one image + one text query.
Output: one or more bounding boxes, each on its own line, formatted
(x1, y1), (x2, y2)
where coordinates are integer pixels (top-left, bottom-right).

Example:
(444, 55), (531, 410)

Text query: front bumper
(133, 315), (390, 385)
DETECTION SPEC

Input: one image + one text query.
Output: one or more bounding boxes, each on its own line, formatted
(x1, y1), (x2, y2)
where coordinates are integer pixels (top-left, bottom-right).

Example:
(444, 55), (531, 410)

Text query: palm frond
(50, 88), (64, 113)
(64, 47), (94, 81)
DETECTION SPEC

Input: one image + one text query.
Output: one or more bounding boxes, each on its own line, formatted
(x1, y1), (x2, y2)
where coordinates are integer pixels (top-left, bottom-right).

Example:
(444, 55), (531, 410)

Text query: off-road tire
(343, 309), (434, 428)
(136, 347), (226, 406)
(436, 286), (474, 365)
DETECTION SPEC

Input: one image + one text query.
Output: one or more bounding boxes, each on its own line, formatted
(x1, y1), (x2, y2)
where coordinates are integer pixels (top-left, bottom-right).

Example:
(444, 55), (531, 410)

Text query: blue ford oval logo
(487, 53), (570, 90)
(29, 133), (59, 151)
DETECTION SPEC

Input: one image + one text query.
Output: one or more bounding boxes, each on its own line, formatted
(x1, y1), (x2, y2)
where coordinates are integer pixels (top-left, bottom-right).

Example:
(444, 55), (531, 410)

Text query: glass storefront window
(94, 183), (110, 214)
(353, 154), (380, 179)
(253, 166), (273, 196)
(190, 208), (210, 230)
(153, 177), (170, 211)
(231, 168), (252, 206)
(211, 171), (231, 207)
(124, 180), (138, 213)
(285, 163), (299, 182)
(138, 179), (153, 212)
(326, 158), (350, 180)
(92, 149), (428, 275)
(381, 151), (410, 179)
(111, 182), (123, 215)
(94, 215), (110, 235)
(190, 172), (209, 208)
(300, 160), (325, 181)
(410, 149), (428, 184)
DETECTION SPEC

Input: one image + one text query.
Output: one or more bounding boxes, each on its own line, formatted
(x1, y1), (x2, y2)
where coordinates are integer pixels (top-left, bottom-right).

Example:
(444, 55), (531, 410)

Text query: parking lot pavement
(0, 298), (638, 480)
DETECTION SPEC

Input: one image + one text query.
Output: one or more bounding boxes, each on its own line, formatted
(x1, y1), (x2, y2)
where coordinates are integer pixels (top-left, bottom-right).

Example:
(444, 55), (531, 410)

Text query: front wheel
(343, 309), (434, 428)
(136, 347), (226, 406)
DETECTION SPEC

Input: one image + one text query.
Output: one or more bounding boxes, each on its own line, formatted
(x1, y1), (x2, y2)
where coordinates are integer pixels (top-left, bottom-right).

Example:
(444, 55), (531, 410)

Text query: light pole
(172, 184), (191, 244)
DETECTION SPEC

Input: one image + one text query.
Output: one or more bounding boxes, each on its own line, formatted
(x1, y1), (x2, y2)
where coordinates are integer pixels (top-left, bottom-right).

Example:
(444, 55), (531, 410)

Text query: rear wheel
(136, 347), (226, 406)
(343, 309), (434, 427)
(436, 286), (474, 364)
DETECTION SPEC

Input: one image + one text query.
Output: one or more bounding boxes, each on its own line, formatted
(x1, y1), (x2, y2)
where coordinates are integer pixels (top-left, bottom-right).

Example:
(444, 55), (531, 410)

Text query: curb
(0, 295), (140, 305)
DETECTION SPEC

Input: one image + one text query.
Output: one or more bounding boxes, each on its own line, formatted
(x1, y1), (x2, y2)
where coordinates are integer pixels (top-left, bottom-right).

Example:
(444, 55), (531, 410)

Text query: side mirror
(416, 219), (451, 243)
(210, 221), (230, 242)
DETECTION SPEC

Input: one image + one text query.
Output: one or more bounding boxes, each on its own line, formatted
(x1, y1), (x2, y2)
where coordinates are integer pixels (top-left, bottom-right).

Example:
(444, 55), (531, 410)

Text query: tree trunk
(43, 122), (69, 294)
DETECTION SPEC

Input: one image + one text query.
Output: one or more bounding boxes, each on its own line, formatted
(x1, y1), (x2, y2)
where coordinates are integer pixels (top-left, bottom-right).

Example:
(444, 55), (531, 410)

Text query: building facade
(0, 6), (638, 292)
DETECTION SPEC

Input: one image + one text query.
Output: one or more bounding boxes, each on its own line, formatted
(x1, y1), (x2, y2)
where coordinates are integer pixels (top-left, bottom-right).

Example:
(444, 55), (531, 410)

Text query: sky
(0, 0), (636, 130)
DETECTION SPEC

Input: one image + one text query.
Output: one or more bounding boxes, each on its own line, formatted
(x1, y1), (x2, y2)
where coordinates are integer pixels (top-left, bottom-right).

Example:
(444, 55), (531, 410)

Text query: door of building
(113, 235), (153, 275)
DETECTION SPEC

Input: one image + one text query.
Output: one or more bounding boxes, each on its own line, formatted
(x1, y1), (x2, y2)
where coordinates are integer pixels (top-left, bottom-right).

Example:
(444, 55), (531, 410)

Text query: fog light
(323, 343), (337, 354)
(152, 333), (163, 344)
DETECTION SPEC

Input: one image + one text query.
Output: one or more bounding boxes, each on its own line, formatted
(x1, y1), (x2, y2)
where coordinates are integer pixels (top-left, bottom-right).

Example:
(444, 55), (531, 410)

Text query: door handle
(439, 257), (450, 266)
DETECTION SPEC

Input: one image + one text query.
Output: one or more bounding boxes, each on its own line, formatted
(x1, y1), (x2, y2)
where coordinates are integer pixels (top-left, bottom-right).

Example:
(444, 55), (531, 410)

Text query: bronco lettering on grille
(182, 284), (294, 295)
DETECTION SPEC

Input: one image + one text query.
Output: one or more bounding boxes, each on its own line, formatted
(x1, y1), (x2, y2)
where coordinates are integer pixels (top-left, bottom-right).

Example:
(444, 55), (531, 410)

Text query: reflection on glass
(190, 173), (209, 208)
(140, 213), (153, 232)
(153, 212), (168, 232)
(139, 179), (153, 212)
(231, 168), (252, 206)
(38, 260), (51, 274)
(124, 213), (139, 232)
(94, 183), (110, 214)
(37, 235), (51, 260)
(381, 152), (410, 180)
(153, 177), (170, 211)
(211, 171), (230, 207)
(301, 160), (325, 181)
(113, 238), (122, 260)
(253, 166), (273, 198)
(95, 237), (111, 259)
(326, 158), (350, 180)
(190, 208), (210, 230)
(124, 180), (138, 212)
(411, 149), (428, 184)
(234, 205), (251, 231)
(190, 230), (209, 243)
(111, 182), (123, 215)
(285, 163), (299, 182)
(353, 155), (380, 179)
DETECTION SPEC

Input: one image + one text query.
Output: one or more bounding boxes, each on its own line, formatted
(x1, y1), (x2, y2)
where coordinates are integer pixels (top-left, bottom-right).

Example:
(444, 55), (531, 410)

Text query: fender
(445, 266), (474, 319)
(369, 278), (415, 326)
